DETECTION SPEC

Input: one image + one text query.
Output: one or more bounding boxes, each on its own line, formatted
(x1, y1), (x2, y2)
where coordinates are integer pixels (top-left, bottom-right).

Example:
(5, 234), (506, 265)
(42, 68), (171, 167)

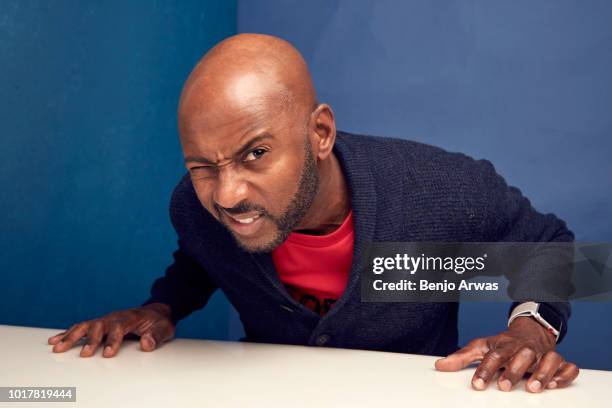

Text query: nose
(212, 165), (249, 211)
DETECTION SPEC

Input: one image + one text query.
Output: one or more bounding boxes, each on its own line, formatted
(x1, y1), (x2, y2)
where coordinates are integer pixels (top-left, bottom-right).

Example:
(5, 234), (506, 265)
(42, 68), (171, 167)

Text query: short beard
(234, 135), (320, 253)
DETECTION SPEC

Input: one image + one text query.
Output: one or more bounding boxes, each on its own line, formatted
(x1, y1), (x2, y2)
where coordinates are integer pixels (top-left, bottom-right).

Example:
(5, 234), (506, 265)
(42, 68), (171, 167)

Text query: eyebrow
(184, 133), (275, 165)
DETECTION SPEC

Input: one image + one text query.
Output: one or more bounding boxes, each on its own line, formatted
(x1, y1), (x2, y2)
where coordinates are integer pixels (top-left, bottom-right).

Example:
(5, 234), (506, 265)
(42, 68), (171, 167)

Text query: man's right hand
(47, 303), (175, 358)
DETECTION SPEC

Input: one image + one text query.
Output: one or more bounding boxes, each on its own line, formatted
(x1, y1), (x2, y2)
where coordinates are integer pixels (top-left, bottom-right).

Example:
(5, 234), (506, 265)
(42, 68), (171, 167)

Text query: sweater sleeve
(141, 173), (219, 324)
(141, 238), (218, 325)
(477, 158), (574, 343)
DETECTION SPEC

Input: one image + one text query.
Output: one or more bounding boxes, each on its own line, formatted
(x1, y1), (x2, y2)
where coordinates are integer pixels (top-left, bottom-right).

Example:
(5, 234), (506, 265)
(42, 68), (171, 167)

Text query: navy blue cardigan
(143, 131), (573, 355)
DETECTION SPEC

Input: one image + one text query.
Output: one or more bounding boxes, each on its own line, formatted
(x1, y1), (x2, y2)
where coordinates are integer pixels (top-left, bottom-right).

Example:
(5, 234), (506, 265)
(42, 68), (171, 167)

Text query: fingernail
(499, 379), (512, 391)
(473, 378), (485, 390)
(104, 346), (112, 354)
(530, 380), (541, 391)
(548, 381), (558, 389)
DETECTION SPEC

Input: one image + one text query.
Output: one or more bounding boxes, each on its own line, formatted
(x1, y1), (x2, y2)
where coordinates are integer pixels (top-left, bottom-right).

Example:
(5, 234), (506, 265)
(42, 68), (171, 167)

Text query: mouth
(221, 210), (266, 237)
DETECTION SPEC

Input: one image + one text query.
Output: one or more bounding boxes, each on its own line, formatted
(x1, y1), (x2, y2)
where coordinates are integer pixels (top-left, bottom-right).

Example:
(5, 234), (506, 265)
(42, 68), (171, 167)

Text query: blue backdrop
(0, 1), (237, 340)
(1, 0), (610, 371)
(237, 0), (612, 370)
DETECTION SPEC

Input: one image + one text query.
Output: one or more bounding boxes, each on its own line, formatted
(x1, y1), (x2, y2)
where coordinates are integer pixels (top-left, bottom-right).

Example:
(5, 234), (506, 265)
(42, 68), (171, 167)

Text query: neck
(294, 151), (350, 235)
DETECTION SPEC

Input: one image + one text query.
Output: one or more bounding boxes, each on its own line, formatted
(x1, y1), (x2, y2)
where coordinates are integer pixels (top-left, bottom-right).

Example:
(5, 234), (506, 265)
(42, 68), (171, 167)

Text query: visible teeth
(234, 214), (261, 224)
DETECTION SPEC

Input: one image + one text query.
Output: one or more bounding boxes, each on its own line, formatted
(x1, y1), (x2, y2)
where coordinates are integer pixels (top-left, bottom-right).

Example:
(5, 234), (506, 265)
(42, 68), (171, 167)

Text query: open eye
(245, 148), (267, 162)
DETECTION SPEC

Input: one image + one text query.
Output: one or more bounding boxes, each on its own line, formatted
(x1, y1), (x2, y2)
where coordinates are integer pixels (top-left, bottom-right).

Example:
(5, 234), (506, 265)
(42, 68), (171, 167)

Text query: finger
(48, 330), (68, 345)
(80, 321), (105, 358)
(52, 323), (89, 353)
(139, 333), (157, 352)
(526, 351), (564, 393)
(140, 320), (175, 352)
(497, 347), (538, 391)
(103, 323), (126, 358)
(472, 345), (515, 391)
(435, 338), (489, 371)
(547, 361), (579, 389)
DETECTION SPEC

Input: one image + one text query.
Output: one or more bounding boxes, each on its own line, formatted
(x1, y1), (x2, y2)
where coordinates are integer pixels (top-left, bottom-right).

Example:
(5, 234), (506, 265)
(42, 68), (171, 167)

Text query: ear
(310, 103), (336, 161)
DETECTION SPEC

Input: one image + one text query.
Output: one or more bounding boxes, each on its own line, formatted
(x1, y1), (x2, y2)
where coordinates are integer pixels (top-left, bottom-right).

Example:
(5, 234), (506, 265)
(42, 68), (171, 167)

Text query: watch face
(537, 303), (563, 331)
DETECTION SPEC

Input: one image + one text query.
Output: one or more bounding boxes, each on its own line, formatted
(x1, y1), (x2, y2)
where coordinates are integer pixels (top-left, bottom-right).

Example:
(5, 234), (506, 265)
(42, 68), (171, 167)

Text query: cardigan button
(315, 334), (330, 346)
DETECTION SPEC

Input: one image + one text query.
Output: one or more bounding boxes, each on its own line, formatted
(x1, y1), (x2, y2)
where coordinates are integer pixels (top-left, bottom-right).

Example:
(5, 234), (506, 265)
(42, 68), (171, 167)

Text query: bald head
(178, 33), (317, 135)
(177, 34), (341, 253)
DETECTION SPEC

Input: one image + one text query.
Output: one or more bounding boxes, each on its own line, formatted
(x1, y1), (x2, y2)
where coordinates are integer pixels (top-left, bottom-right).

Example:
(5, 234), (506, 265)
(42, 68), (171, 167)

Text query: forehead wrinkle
(183, 105), (282, 163)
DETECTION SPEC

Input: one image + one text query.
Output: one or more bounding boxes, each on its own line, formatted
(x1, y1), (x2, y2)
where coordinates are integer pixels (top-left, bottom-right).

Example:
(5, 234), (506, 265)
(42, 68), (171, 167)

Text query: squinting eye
(190, 166), (216, 176)
(245, 148), (267, 162)
(191, 166), (212, 171)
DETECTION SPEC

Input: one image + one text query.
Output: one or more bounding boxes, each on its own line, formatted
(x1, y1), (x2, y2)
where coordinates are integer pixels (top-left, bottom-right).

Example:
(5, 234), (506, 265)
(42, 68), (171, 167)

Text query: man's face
(180, 99), (320, 253)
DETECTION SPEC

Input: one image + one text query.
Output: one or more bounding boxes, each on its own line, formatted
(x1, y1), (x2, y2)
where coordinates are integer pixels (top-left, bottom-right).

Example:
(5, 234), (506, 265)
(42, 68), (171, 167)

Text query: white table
(0, 324), (609, 407)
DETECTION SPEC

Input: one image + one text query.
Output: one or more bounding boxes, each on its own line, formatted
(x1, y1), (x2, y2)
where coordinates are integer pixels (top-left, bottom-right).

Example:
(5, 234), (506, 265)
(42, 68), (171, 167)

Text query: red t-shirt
(271, 209), (354, 316)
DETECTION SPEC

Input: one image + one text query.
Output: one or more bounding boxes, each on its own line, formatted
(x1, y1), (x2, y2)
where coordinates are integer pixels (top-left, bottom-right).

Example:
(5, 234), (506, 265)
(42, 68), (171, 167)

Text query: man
(48, 34), (579, 392)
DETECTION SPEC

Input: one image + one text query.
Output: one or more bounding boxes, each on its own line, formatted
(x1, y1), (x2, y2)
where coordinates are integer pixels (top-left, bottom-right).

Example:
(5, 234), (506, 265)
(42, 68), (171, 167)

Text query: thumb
(139, 333), (157, 352)
(139, 321), (175, 352)
(435, 338), (488, 372)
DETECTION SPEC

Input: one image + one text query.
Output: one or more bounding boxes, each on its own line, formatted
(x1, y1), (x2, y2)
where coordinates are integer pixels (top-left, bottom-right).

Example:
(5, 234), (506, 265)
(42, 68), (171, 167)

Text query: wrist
(508, 301), (562, 343)
(141, 302), (173, 320)
(509, 316), (557, 345)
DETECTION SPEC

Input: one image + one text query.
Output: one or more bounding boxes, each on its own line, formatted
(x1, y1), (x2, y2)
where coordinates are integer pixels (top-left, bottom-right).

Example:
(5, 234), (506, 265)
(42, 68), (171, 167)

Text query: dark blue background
(1, 1), (610, 370)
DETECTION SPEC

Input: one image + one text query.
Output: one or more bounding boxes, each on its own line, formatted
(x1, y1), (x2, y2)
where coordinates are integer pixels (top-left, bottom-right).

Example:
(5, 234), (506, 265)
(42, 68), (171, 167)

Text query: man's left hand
(434, 316), (579, 392)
